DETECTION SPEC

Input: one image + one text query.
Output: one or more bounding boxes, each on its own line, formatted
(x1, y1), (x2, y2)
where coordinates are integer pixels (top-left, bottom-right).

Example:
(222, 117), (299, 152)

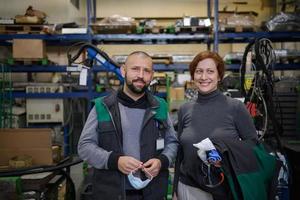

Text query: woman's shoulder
(223, 94), (246, 110)
(178, 100), (196, 112)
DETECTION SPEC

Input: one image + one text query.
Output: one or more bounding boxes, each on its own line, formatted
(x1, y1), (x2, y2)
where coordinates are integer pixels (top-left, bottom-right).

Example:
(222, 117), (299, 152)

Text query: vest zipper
(103, 103), (126, 199)
(104, 103), (123, 151)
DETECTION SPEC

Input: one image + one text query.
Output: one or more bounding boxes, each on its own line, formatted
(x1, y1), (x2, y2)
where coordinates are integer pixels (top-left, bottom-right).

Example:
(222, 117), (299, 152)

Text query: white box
(61, 28), (87, 34)
(26, 99), (64, 124)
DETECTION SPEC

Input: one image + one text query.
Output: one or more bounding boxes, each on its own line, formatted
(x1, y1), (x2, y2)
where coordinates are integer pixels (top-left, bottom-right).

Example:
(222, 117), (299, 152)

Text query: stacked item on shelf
(169, 72), (191, 111)
(12, 39), (46, 61)
(113, 54), (194, 65)
(0, 23), (52, 34)
(271, 77), (300, 137)
(174, 16), (211, 34)
(264, 12), (300, 32)
(97, 72), (121, 91)
(275, 49), (300, 64)
(9, 106), (26, 129)
(218, 10), (258, 32)
(0, 128), (53, 168)
(224, 50), (300, 65)
(0, 17), (14, 25)
(223, 52), (244, 64)
(25, 85), (65, 125)
(152, 72), (168, 93)
(15, 6), (46, 24)
(0, 6), (51, 35)
(91, 14), (136, 34)
(137, 19), (165, 34)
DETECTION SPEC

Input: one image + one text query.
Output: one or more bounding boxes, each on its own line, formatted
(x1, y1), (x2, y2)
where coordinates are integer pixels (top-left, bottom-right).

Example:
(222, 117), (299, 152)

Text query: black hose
(240, 39), (255, 98)
(67, 42), (120, 68)
(240, 38), (283, 150)
(0, 157), (82, 177)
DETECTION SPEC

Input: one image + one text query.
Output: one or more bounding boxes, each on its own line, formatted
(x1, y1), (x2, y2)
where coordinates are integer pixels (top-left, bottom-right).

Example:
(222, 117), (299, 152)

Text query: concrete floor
(70, 162), (84, 200)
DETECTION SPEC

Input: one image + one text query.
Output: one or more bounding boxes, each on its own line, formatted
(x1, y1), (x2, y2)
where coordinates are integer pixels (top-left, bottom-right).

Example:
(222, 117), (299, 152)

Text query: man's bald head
(124, 51), (153, 66)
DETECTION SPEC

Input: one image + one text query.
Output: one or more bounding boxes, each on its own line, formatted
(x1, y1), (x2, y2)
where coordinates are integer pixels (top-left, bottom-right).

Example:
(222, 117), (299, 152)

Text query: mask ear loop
(142, 168), (153, 180)
(130, 166), (153, 180)
(130, 164), (143, 175)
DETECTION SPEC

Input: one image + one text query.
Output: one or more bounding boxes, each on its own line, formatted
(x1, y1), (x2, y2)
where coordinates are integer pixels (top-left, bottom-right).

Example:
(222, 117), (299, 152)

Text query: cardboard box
(0, 128), (53, 166)
(170, 87), (185, 101)
(13, 39), (46, 59)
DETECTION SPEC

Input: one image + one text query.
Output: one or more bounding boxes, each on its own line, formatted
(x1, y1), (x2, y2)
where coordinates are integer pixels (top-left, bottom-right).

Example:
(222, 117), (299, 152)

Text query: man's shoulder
(153, 95), (167, 105)
(94, 90), (118, 104)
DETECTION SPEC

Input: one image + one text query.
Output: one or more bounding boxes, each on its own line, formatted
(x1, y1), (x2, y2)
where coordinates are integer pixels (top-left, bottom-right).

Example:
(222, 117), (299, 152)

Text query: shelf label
(79, 68), (88, 86)
(67, 65), (81, 72)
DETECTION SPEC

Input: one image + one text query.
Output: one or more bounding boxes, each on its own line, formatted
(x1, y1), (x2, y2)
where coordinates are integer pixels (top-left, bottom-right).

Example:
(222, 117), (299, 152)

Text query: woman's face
(193, 58), (220, 94)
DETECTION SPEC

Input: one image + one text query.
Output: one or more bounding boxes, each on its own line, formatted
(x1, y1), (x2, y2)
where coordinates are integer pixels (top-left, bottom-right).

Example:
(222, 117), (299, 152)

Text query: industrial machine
(26, 85), (65, 124)
(67, 42), (123, 82)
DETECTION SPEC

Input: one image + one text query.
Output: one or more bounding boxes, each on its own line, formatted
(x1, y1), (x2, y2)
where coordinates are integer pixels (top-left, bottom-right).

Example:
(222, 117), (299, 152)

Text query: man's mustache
(132, 78), (146, 84)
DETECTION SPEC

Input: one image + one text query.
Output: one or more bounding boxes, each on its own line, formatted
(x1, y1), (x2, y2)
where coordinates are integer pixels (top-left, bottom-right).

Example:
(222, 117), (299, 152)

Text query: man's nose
(137, 69), (144, 77)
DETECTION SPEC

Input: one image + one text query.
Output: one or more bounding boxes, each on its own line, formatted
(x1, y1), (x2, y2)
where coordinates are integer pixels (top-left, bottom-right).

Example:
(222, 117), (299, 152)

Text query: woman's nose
(200, 72), (207, 79)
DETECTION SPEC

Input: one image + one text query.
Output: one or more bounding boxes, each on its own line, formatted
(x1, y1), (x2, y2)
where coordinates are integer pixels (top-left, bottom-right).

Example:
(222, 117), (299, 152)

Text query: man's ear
(121, 64), (126, 78)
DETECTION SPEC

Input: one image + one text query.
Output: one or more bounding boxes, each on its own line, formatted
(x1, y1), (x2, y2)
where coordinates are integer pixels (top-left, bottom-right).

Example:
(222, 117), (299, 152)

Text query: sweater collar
(102, 88), (159, 109)
(117, 88), (148, 109)
(197, 89), (221, 103)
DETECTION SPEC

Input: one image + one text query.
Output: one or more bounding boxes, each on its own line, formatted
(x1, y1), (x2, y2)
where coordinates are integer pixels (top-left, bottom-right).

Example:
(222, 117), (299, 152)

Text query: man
(78, 51), (178, 200)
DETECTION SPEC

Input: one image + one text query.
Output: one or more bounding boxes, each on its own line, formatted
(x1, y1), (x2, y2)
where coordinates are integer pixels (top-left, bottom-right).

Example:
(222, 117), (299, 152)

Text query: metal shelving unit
(92, 33), (210, 44)
(11, 91), (106, 99)
(226, 63), (300, 71)
(9, 64), (189, 73)
(0, 1), (298, 102)
(0, 34), (91, 40)
(0, 64), (12, 128)
(218, 31), (300, 43)
(212, 0), (300, 71)
(0, 0), (299, 100)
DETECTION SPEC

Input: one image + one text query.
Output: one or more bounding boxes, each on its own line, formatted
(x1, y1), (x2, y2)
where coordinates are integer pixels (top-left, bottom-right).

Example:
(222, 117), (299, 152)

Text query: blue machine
(67, 42), (124, 83)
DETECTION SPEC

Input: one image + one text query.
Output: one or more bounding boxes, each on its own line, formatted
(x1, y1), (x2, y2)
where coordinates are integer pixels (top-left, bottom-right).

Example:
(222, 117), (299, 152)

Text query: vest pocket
(97, 121), (119, 151)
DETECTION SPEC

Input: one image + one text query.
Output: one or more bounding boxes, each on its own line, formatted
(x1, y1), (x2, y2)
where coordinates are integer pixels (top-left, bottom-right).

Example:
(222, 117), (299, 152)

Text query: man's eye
(131, 67), (139, 71)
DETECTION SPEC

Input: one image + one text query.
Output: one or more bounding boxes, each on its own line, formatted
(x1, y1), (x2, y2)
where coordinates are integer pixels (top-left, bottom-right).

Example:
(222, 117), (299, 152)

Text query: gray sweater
(177, 89), (257, 186)
(78, 101), (178, 170)
(119, 103), (145, 161)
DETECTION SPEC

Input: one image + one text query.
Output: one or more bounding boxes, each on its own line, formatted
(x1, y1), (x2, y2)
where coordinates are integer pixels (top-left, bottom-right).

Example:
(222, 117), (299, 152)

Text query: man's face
(122, 54), (153, 95)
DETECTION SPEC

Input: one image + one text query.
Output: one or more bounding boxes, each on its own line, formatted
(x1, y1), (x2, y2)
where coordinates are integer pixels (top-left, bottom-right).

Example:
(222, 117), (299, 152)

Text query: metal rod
(207, 0), (211, 18)
(87, 0), (92, 34)
(213, 0), (219, 52)
(93, 0), (97, 23)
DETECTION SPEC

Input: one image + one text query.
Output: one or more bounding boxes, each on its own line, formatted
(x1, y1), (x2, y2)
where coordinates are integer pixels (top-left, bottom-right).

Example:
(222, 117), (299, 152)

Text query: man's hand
(142, 158), (161, 178)
(118, 156), (143, 175)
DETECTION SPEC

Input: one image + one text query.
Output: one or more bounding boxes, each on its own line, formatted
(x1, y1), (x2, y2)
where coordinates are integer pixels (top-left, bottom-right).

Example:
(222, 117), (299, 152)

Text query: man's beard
(126, 78), (148, 94)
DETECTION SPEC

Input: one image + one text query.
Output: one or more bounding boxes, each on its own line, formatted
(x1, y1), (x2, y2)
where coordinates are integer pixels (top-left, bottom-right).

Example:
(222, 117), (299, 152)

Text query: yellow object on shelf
(9, 155), (32, 168)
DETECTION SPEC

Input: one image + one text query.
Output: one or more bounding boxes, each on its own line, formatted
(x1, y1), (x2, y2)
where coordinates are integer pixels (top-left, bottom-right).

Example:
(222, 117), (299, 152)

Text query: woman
(173, 51), (258, 200)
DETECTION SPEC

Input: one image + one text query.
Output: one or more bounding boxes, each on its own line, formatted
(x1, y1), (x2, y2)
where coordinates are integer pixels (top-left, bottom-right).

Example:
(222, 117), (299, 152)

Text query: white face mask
(127, 170), (153, 190)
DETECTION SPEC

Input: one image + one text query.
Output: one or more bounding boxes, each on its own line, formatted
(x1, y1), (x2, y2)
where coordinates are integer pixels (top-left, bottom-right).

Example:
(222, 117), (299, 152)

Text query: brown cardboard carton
(13, 39), (46, 59)
(170, 87), (177, 101)
(0, 128), (53, 166)
(170, 87), (185, 101)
